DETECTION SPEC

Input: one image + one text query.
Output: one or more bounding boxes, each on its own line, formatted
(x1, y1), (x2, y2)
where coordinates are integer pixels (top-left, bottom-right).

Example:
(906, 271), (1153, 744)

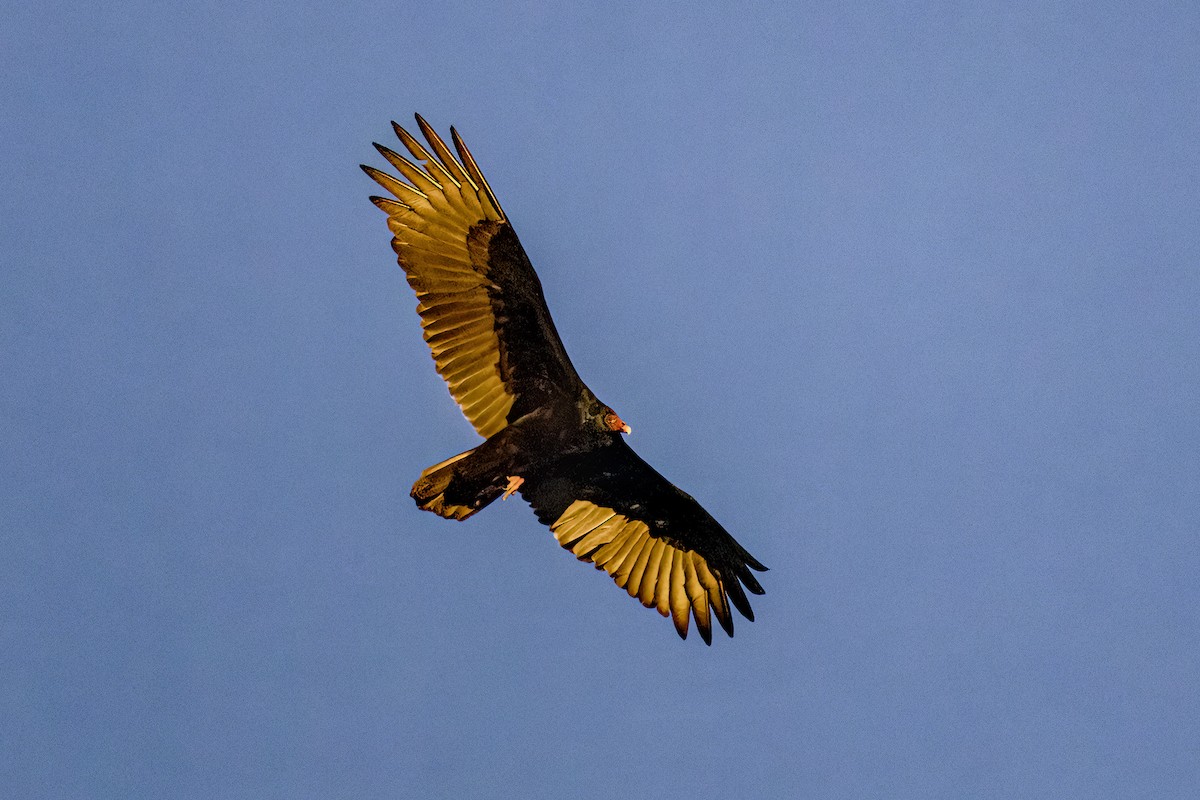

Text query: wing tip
(715, 607), (735, 638)
(413, 112), (436, 141)
(741, 569), (766, 596)
(371, 195), (413, 214)
(360, 163), (390, 184)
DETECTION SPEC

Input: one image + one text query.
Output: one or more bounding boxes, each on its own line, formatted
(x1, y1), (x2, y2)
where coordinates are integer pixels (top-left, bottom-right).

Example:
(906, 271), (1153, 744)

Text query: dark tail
(410, 447), (507, 521)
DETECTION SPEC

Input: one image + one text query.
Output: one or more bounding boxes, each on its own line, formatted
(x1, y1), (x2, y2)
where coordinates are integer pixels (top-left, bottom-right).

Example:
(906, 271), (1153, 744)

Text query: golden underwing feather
(550, 500), (735, 642)
(668, 551), (689, 636)
(595, 528), (644, 575)
(618, 536), (655, 593)
(363, 120), (511, 438)
(572, 517), (621, 555)
(370, 196), (412, 215)
(696, 559), (730, 636)
(391, 126), (457, 187)
(639, 541), (666, 607)
(683, 553), (710, 640)
(552, 504), (614, 548)
(654, 545), (674, 616)
(373, 147), (430, 199)
(451, 127), (507, 220)
(415, 115), (474, 188)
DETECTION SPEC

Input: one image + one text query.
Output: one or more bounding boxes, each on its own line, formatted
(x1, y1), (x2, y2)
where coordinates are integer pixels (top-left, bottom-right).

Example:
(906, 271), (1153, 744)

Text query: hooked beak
(605, 411), (632, 435)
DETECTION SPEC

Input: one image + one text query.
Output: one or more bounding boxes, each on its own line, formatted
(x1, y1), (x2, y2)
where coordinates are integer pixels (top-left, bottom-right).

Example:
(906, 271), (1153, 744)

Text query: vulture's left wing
(523, 439), (767, 644)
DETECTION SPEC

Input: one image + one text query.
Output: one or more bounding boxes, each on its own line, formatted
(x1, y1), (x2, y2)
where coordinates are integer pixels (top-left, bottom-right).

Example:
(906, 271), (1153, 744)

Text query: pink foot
(502, 475), (524, 500)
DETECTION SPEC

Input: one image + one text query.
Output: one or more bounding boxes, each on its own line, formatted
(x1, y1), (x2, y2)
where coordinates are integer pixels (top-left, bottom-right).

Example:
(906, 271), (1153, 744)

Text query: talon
(502, 475), (524, 500)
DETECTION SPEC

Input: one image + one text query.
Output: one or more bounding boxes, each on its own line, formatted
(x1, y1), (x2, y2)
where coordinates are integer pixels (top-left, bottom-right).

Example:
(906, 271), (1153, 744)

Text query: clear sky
(3, 2), (1198, 797)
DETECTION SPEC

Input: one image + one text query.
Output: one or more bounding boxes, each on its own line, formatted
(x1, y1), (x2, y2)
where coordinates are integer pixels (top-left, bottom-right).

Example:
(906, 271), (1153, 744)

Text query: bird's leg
(502, 475), (524, 500)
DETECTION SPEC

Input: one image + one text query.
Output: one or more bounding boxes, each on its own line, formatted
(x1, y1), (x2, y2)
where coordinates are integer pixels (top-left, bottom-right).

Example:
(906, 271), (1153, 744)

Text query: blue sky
(3, 2), (1198, 797)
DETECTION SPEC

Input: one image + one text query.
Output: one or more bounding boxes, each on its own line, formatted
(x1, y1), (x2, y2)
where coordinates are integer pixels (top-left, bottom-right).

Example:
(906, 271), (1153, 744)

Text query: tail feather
(411, 448), (480, 520)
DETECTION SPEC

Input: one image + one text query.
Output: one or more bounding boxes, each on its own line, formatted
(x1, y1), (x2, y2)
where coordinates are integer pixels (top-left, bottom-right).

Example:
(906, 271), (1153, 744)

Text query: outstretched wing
(522, 439), (768, 644)
(362, 116), (587, 438)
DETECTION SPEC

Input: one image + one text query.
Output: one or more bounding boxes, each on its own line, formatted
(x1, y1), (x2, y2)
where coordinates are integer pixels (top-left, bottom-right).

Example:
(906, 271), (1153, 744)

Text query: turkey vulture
(362, 116), (766, 643)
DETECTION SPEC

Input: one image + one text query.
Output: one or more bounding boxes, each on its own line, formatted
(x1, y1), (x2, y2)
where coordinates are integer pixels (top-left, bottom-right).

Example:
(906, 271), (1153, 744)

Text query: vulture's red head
(603, 410), (632, 435)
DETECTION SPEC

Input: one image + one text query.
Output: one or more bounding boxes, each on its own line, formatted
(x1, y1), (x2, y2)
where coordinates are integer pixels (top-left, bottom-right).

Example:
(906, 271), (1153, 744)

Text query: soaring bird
(362, 116), (766, 643)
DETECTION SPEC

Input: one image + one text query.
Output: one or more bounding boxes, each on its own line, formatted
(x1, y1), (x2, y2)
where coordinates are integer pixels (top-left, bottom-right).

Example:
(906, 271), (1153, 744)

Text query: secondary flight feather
(362, 115), (766, 644)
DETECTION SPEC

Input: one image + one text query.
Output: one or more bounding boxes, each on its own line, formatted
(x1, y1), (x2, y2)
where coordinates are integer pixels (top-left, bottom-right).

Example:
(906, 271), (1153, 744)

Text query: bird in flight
(362, 116), (766, 643)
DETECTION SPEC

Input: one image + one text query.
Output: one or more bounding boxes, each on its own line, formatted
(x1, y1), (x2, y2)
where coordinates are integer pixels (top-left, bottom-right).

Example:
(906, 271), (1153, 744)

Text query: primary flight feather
(363, 115), (766, 644)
